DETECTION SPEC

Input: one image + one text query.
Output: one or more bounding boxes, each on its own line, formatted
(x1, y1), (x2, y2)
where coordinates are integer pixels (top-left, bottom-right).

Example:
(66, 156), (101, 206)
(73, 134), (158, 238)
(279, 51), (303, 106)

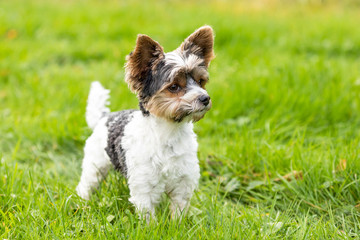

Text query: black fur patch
(140, 60), (167, 100)
(138, 60), (170, 115)
(105, 110), (136, 177)
(139, 101), (150, 116)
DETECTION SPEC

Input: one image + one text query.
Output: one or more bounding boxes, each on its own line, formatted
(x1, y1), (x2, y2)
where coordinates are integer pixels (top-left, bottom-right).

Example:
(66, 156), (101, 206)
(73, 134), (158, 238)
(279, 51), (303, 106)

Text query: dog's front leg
(127, 169), (164, 223)
(168, 176), (199, 221)
(129, 190), (162, 223)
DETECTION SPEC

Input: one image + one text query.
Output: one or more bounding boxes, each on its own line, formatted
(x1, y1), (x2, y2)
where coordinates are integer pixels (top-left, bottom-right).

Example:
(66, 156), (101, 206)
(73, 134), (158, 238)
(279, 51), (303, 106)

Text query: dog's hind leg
(76, 118), (111, 200)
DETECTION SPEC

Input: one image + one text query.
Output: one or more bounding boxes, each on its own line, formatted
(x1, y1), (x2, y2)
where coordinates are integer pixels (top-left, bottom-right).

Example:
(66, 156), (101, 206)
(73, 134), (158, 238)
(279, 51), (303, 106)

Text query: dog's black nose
(198, 95), (210, 106)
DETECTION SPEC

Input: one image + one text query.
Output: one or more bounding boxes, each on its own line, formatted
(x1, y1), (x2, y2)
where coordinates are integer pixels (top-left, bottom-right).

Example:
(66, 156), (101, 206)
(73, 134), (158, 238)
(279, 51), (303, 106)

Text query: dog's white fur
(76, 82), (200, 219)
(76, 117), (111, 200)
(85, 81), (110, 130)
(124, 111), (200, 218)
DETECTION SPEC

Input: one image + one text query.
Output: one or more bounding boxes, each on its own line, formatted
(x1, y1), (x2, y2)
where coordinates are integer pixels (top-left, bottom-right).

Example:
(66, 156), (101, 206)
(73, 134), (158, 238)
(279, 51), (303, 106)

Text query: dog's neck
(143, 113), (193, 141)
(139, 101), (150, 116)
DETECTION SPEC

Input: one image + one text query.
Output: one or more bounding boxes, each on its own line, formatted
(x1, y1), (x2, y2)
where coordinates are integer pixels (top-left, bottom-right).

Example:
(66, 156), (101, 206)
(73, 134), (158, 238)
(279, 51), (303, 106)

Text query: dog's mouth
(190, 108), (210, 122)
(181, 102), (212, 122)
(171, 98), (212, 123)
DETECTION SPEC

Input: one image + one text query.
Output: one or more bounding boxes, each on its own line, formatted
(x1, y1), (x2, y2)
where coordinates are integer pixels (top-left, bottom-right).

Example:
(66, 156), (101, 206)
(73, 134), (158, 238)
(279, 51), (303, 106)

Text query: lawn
(1, 0), (360, 238)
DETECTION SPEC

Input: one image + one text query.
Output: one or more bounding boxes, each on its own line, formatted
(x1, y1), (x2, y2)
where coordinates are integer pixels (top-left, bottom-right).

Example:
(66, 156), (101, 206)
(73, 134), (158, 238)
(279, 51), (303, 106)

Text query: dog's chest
(122, 112), (198, 177)
(154, 137), (191, 172)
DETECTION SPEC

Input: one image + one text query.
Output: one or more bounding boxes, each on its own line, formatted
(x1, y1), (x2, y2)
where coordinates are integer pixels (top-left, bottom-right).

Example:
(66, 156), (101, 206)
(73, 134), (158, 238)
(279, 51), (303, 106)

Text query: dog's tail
(85, 81), (110, 130)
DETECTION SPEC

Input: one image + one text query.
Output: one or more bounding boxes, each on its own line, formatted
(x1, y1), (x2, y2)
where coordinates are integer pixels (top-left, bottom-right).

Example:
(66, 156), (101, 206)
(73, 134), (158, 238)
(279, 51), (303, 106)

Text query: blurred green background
(1, 0), (360, 238)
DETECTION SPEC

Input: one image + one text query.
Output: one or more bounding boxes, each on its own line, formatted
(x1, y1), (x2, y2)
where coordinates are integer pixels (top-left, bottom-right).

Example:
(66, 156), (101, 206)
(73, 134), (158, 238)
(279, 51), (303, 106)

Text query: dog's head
(125, 26), (215, 122)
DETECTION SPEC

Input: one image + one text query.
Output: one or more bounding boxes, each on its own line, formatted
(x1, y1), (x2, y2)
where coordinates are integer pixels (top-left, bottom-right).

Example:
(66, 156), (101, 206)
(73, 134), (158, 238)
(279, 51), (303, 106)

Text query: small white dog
(76, 26), (215, 220)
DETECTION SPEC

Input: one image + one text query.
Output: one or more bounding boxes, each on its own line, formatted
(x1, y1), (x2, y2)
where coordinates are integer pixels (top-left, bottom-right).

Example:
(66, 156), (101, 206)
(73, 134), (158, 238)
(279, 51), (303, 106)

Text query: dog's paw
(76, 184), (91, 200)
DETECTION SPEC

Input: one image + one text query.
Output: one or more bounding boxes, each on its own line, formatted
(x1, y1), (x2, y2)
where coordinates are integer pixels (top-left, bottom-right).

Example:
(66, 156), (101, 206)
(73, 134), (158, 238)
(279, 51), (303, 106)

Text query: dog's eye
(168, 84), (181, 93)
(199, 79), (207, 87)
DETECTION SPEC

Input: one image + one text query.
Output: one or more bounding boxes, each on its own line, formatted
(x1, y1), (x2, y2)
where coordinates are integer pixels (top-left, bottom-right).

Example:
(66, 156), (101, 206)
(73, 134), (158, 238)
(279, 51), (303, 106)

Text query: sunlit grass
(1, 0), (360, 238)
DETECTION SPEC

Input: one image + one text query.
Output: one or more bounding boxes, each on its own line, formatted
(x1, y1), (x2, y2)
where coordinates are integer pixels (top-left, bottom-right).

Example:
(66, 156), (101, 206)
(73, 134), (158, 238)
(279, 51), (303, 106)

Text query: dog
(76, 26), (215, 221)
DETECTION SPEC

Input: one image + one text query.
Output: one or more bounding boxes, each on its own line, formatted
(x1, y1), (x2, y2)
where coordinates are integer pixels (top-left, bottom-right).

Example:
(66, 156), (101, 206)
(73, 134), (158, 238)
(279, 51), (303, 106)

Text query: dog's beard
(146, 95), (210, 122)
(174, 99), (211, 122)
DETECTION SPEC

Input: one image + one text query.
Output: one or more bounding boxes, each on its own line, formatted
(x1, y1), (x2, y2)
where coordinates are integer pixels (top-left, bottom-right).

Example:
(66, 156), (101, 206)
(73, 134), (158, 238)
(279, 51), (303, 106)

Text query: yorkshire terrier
(76, 26), (215, 220)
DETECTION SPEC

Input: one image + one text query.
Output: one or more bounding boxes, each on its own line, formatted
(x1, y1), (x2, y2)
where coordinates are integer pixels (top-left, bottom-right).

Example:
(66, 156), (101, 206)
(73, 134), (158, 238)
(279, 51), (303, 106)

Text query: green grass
(1, 0), (360, 238)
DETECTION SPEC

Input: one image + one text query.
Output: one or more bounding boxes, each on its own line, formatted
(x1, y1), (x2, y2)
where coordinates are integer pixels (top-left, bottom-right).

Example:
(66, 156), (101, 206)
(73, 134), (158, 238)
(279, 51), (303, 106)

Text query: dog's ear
(180, 26), (215, 67)
(125, 34), (164, 95)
